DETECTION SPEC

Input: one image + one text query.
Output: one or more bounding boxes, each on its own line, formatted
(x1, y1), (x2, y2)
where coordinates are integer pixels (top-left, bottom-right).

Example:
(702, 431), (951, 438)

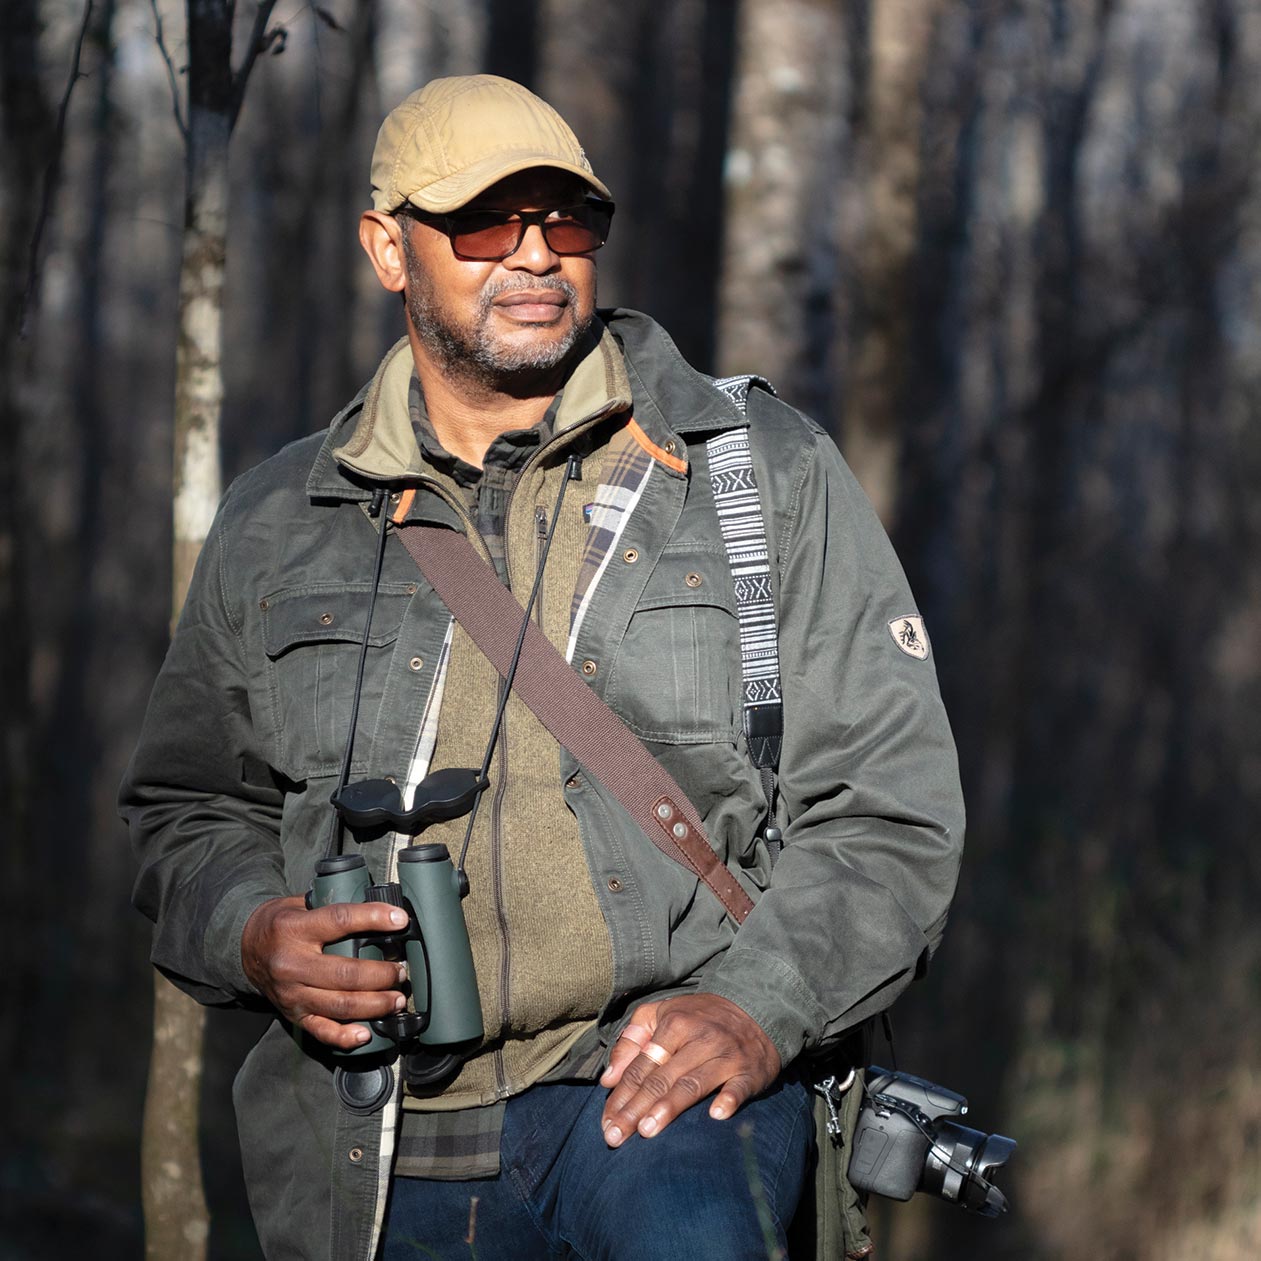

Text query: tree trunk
(837, 0), (937, 522)
(143, 4), (276, 1257)
(715, 0), (846, 426)
(0, 0), (53, 1086)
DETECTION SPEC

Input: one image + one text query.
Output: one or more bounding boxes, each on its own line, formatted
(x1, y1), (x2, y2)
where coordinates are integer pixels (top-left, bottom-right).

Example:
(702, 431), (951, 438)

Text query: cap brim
(393, 153), (612, 213)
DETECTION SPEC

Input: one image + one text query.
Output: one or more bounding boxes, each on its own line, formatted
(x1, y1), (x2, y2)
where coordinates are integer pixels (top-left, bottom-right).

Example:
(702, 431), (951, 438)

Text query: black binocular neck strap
(394, 522), (755, 926)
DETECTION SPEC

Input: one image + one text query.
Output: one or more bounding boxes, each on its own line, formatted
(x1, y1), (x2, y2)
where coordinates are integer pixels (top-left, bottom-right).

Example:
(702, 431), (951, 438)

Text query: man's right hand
(241, 895), (411, 1050)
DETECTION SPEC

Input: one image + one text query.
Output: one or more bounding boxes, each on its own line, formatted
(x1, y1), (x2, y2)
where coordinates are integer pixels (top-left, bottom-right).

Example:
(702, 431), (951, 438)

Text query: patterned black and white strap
(707, 376), (783, 771)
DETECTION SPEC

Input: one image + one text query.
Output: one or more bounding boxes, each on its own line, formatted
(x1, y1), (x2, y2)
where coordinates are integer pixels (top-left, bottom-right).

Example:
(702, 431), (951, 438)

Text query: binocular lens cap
(333, 1065), (393, 1115)
(398, 843), (451, 863)
(315, 854), (367, 875)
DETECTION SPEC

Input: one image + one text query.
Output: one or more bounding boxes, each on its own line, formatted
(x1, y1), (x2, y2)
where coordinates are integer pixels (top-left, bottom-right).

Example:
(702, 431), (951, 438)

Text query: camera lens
(920, 1120), (976, 1202)
(921, 1121), (1015, 1216)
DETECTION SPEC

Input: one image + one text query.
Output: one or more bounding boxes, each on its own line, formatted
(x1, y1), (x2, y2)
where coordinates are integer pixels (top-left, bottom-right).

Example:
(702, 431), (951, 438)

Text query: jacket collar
(602, 308), (747, 439)
(305, 309), (742, 504)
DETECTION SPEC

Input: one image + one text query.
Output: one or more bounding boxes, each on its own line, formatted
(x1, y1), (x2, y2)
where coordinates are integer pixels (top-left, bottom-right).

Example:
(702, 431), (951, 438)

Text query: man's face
(399, 169), (600, 388)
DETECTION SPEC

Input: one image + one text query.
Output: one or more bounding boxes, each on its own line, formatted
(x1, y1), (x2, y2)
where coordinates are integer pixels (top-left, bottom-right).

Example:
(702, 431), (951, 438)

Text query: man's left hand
(599, 993), (780, 1147)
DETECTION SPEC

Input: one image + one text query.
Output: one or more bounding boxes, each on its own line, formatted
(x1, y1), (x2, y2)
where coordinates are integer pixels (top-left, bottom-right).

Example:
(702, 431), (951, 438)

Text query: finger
(599, 1019), (657, 1087)
(304, 900), (411, 943)
(639, 1064), (763, 1138)
(600, 1044), (731, 1144)
(602, 1039), (718, 1145)
(296, 1011), (385, 1051)
(709, 1077), (759, 1121)
(297, 949), (409, 995)
(602, 1012), (691, 1116)
(615, 1053), (763, 1143)
(289, 979), (408, 1029)
(600, 1040), (671, 1103)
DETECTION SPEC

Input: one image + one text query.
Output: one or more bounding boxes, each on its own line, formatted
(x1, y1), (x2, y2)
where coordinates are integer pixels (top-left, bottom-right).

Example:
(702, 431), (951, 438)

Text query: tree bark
(715, 0), (846, 425)
(837, 0), (938, 522)
(537, 0), (738, 371)
(143, 4), (276, 1258)
(0, 0), (54, 1087)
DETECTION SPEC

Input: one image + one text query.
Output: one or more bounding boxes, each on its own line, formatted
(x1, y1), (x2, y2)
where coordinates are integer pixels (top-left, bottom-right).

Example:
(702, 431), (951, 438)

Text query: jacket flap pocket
(261, 585), (413, 658)
(635, 548), (735, 614)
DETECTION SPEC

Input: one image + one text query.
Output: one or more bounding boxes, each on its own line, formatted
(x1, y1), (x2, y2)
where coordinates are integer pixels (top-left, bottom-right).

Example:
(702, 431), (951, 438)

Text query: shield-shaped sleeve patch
(888, 615), (930, 660)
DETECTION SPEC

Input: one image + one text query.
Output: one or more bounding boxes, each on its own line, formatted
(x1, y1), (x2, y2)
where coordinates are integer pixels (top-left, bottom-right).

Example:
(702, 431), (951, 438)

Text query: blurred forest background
(2, 0), (1259, 1258)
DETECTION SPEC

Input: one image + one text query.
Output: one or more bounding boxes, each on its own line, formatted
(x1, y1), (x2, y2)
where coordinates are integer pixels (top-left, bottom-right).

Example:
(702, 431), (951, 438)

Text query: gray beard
(402, 232), (594, 390)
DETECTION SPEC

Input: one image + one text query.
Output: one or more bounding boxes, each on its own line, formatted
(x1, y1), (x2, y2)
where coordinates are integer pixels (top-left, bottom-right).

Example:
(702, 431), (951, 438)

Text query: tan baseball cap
(370, 74), (612, 214)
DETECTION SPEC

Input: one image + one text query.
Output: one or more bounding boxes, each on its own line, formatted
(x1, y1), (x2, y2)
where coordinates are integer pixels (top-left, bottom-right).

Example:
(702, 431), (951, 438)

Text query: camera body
(308, 847), (483, 1065)
(848, 1066), (1016, 1217)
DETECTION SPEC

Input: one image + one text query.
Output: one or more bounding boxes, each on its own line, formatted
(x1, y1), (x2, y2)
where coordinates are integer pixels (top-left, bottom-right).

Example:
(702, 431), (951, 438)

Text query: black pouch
(787, 1029), (875, 1260)
(812, 1067), (874, 1259)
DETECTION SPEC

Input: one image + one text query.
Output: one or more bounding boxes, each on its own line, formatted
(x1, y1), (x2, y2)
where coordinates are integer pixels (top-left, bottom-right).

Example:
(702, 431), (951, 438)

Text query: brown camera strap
(395, 522), (754, 924)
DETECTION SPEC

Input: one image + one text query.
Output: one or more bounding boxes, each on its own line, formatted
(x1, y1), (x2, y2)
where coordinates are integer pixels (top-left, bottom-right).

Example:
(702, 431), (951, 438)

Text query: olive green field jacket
(121, 309), (964, 1260)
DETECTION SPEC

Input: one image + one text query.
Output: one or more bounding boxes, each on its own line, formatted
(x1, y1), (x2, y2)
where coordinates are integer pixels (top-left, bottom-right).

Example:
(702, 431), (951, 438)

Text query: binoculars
(308, 844), (483, 1082)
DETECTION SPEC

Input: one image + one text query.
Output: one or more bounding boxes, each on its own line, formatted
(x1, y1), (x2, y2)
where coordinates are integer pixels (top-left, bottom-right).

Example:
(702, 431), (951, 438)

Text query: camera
(847, 1066), (1016, 1217)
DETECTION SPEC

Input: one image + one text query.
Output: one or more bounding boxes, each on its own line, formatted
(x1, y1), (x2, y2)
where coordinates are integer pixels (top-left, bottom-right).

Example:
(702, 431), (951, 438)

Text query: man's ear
(359, 211), (407, 293)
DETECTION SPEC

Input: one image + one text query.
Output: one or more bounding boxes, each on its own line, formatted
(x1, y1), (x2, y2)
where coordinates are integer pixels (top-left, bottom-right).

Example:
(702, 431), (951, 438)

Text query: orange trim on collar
(627, 417), (686, 474)
(391, 488), (416, 523)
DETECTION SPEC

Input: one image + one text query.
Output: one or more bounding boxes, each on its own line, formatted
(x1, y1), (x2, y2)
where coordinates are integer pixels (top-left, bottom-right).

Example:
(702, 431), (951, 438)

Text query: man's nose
(502, 223), (560, 272)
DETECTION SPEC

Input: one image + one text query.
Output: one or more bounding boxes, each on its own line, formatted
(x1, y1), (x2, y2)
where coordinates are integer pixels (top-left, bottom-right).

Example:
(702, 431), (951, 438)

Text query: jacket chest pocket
(605, 550), (740, 744)
(260, 584), (414, 779)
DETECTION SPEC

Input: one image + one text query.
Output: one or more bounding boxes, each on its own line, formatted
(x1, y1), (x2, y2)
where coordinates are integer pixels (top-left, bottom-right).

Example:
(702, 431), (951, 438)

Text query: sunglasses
(402, 198), (615, 261)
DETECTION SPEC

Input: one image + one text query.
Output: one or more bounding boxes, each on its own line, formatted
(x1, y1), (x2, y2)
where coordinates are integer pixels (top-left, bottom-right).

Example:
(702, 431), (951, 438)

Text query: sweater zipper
(487, 415), (606, 1095)
(490, 678), (511, 1098)
(406, 405), (620, 1097)
(533, 505), (548, 628)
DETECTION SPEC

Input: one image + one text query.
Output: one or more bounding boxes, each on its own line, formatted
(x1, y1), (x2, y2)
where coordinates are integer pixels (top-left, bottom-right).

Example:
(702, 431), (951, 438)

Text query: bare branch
(19, 0), (95, 339)
(313, 4), (344, 32)
(149, 0), (189, 143)
(230, 0), (281, 127)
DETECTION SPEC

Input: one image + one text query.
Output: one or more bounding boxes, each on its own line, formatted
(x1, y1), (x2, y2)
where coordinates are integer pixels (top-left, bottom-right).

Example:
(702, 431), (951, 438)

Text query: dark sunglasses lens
(451, 215), (523, 260)
(544, 223), (601, 254)
(545, 204), (611, 254)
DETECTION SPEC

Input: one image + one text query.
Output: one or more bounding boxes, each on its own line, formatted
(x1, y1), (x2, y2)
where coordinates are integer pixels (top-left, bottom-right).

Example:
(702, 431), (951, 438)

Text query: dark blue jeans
(382, 1077), (814, 1260)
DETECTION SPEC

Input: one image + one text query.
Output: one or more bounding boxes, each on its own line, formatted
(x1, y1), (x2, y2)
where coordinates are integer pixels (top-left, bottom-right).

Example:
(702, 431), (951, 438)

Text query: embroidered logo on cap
(889, 615), (930, 660)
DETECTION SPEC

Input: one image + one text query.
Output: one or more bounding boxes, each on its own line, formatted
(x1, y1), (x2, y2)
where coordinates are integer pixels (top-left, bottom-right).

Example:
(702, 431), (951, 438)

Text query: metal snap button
(565, 776), (579, 790)
(672, 822), (688, 839)
(258, 598), (269, 611)
(348, 1147), (364, 1163)
(409, 656), (424, 671)
(581, 660), (598, 677)
(319, 612), (334, 625)
(664, 440), (677, 455)
(685, 573), (702, 588)
(623, 548), (639, 564)
(406, 583), (417, 595)
(607, 877), (624, 893)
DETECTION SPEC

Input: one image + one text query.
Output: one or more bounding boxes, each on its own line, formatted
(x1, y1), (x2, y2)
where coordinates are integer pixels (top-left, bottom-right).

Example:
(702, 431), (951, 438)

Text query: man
(122, 74), (964, 1260)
